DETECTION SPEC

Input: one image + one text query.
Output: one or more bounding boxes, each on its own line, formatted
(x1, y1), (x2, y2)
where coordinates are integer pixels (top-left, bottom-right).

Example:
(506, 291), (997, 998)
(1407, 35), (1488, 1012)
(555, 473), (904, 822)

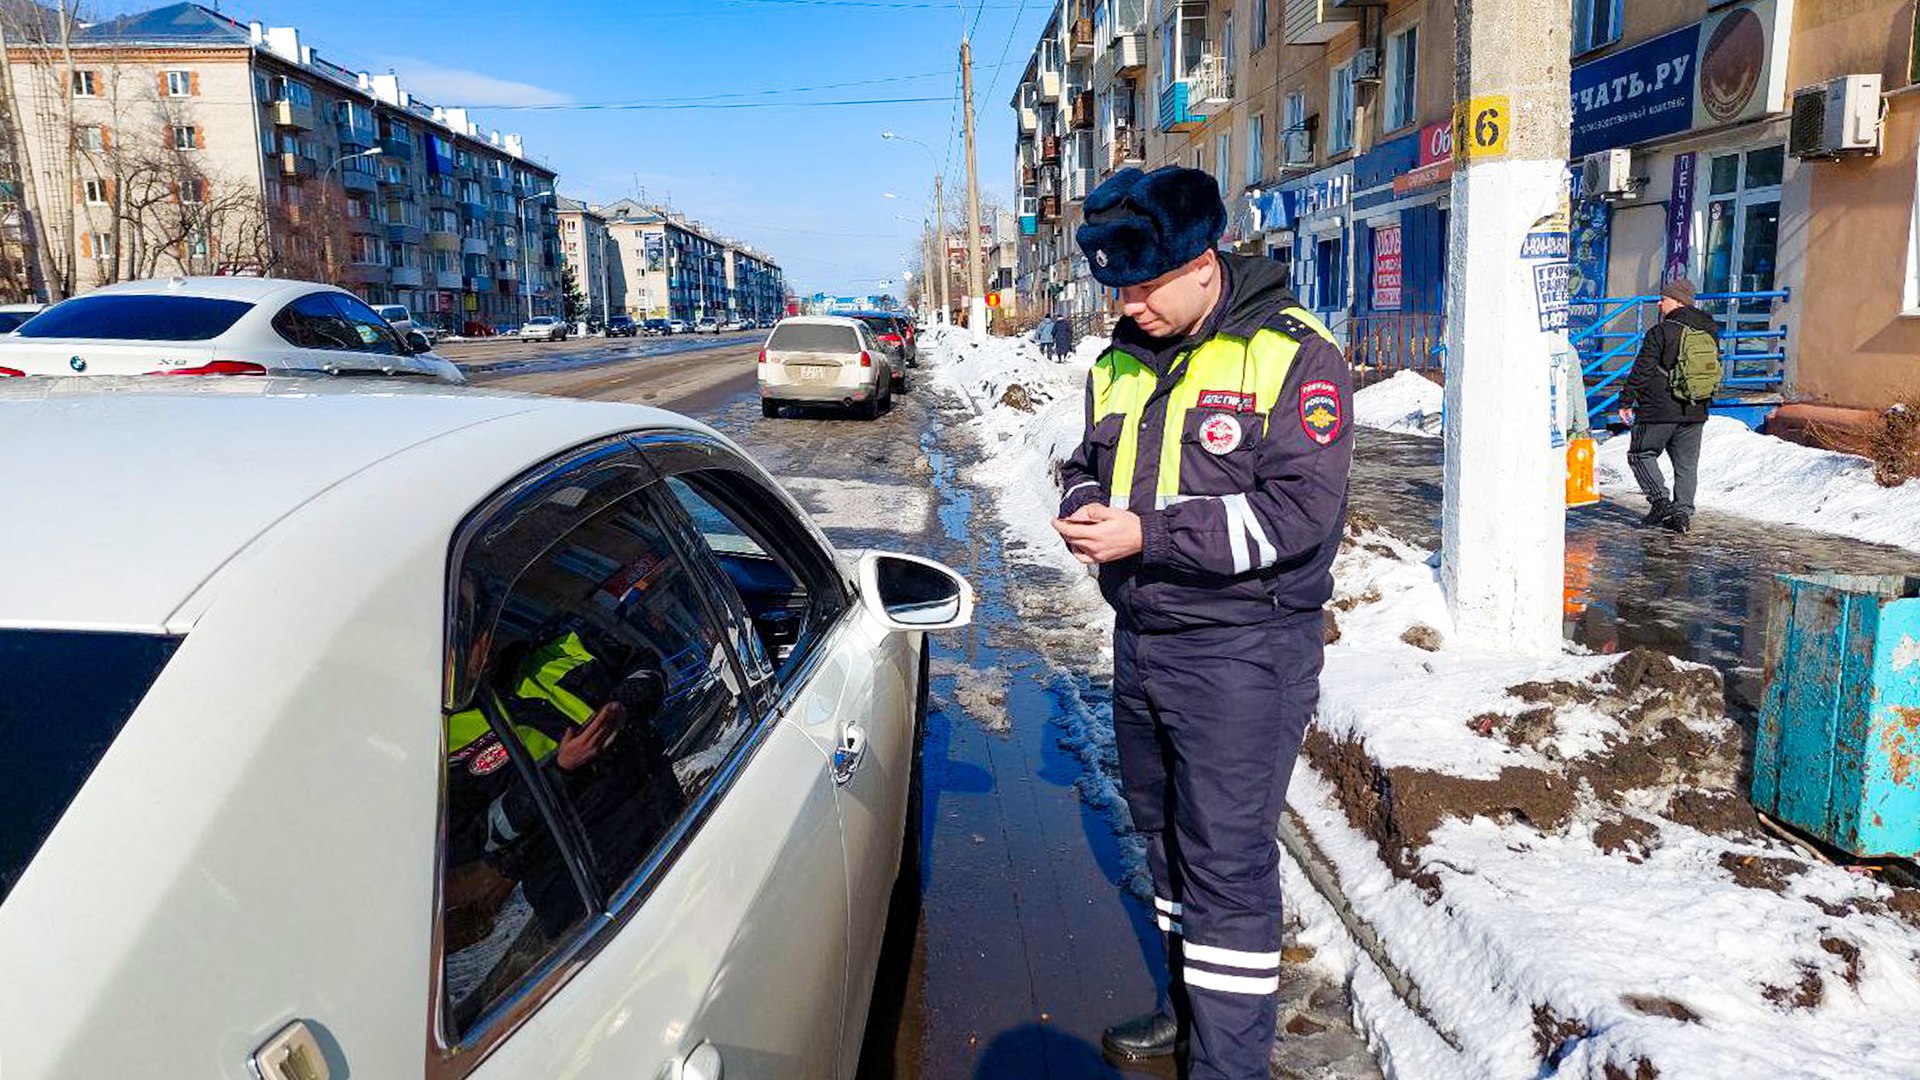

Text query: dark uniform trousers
(1111, 610), (1323, 1080)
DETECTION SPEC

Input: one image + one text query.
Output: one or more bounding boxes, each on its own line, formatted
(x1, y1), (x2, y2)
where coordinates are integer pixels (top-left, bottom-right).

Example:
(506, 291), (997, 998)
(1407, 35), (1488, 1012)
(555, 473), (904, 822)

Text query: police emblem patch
(1198, 412), (1243, 455)
(1299, 379), (1343, 446)
(469, 743), (510, 776)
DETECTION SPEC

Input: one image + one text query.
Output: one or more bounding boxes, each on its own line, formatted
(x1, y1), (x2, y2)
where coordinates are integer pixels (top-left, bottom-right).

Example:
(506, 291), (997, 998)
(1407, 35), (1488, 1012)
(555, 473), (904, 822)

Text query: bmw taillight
(150, 360), (268, 376)
(0, 366), (23, 377)
(858, 351), (872, 368)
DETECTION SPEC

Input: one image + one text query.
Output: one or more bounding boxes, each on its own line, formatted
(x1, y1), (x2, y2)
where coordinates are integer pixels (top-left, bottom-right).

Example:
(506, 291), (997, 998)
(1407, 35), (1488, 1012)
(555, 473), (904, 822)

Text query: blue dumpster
(1754, 573), (1920, 858)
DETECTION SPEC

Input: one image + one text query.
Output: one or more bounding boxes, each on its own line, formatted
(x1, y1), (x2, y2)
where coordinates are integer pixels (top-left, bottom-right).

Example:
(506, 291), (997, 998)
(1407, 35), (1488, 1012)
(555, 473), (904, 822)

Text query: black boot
(1641, 499), (1673, 527)
(1662, 510), (1691, 534)
(1101, 1009), (1183, 1061)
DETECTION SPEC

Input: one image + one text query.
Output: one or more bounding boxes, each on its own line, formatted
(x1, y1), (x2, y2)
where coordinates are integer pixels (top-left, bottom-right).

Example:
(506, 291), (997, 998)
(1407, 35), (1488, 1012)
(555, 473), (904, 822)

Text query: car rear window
(0, 629), (180, 905)
(769, 323), (859, 353)
(0, 312), (35, 333)
(17, 294), (254, 341)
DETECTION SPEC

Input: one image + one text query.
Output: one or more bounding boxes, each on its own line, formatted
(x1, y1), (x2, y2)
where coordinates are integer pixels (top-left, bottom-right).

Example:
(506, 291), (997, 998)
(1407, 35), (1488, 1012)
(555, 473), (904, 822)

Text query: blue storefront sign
(1571, 23), (1701, 158)
(1568, 197), (1611, 331)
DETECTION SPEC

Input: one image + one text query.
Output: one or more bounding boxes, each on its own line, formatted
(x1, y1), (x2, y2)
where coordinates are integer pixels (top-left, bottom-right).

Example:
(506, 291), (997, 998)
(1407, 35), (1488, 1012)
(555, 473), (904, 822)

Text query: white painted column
(1441, 1), (1573, 657)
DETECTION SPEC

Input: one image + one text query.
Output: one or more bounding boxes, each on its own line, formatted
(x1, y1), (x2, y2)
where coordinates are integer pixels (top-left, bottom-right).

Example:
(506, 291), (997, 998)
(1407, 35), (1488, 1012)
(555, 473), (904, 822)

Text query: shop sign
(1372, 225), (1403, 312)
(1571, 0), (1789, 158)
(1297, 173), (1350, 217)
(1664, 152), (1698, 284)
(1417, 121), (1453, 168)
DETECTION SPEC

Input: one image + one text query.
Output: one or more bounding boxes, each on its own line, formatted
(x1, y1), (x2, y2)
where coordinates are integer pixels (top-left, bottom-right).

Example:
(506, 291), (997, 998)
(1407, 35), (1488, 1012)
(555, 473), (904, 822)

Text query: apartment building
(1012, 0), (1920, 411)
(557, 196), (626, 321)
(4, 2), (562, 331)
(596, 199), (786, 324)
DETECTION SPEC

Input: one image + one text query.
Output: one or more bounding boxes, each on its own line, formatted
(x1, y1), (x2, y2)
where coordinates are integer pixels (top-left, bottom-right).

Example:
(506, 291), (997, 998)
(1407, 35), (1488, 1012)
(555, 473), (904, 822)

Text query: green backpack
(1668, 326), (1722, 404)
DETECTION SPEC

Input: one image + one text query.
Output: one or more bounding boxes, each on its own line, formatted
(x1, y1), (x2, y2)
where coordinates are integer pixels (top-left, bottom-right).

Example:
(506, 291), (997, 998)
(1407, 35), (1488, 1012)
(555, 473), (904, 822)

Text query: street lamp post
(518, 188), (554, 322)
(320, 147), (382, 284)
(881, 131), (951, 326)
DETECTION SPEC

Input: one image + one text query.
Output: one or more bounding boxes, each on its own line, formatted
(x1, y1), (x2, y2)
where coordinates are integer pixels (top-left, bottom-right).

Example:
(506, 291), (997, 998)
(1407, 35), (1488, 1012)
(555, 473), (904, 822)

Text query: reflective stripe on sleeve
(1183, 942), (1282, 970)
(1183, 967), (1280, 995)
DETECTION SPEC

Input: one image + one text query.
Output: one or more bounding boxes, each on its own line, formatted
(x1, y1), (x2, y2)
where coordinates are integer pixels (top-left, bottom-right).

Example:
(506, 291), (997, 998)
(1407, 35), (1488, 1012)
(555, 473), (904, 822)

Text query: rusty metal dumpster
(1754, 573), (1920, 858)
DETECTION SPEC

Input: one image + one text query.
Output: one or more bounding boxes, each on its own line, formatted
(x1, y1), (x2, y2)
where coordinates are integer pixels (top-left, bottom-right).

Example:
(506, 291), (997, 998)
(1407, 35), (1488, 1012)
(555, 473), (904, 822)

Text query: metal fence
(1345, 312), (1445, 389)
(1571, 289), (1788, 429)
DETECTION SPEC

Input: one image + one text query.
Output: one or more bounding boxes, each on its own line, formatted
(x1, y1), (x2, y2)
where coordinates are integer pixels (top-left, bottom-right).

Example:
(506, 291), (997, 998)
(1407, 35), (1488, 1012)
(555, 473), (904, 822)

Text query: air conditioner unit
(1350, 48), (1381, 85)
(1581, 148), (1634, 200)
(1790, 74), (1883, 159)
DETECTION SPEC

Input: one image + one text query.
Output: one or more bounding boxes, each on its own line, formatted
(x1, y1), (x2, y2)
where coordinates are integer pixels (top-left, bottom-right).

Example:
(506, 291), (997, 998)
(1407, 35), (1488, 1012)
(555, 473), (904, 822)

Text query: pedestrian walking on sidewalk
(1052, 310), (1074, 361)
(1619, 278), (1719, 533)
(1051, 165), (1352, 1080)
(1035, 315), (1056, 360)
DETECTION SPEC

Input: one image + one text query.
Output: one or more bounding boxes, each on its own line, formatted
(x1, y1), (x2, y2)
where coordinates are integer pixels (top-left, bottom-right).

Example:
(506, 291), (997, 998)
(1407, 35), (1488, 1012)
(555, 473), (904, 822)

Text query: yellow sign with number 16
(1452, 94), (1511, 161)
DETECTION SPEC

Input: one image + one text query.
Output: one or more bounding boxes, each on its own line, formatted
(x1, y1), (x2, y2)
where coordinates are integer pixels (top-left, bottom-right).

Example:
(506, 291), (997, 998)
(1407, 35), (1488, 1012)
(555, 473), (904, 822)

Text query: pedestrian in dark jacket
(1051, 165), (1352, 1080)
(1051, 311), (1074, 360)
(1619, 277), (1716, 532)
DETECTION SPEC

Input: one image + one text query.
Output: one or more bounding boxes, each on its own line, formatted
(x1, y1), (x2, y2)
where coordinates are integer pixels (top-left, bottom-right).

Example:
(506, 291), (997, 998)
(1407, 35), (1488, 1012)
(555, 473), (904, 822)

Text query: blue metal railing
(1570, 289), (1789, 429)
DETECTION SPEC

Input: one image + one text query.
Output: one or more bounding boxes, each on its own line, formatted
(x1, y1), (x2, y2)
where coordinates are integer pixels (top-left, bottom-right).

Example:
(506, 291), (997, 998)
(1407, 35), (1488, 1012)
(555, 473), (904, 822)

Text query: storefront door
(1700, 145), (1783, 308)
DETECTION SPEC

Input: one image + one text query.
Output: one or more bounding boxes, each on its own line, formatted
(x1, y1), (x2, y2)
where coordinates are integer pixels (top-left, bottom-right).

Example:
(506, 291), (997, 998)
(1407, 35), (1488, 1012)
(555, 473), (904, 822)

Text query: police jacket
(1622, 305), (1717, 424)
(1058, 253), (1353, 631)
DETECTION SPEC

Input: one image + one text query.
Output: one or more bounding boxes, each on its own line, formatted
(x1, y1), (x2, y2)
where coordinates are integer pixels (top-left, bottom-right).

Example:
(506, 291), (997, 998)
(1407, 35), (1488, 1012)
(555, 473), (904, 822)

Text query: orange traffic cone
(1566, 436), (1599, 508)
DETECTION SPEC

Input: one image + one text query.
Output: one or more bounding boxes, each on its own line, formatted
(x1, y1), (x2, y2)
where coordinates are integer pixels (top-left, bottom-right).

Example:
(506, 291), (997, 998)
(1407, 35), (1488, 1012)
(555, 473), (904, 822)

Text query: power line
(456, 94), (952, 112)
(979, 0), (1035, 119)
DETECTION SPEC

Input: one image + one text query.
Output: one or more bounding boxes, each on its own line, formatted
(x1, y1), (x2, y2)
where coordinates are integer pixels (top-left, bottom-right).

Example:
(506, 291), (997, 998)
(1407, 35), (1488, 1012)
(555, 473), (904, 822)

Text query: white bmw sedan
(0, 378), (969, 1080)
(0, 276), (463, 382)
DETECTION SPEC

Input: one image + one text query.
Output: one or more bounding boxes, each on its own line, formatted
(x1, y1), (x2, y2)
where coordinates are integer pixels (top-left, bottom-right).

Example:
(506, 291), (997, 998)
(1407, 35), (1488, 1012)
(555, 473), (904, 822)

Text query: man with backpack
(1619, 277), (1721, 533)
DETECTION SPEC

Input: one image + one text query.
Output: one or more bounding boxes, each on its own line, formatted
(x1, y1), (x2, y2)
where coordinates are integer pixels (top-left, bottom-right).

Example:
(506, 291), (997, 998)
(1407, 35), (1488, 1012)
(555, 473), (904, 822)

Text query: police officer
(1051, 166), (1352, 1080)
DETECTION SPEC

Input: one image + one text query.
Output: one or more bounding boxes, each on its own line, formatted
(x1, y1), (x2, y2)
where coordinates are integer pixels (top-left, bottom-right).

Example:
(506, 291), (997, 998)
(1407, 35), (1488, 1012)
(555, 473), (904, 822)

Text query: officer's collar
(1108, 257), (1236, 372)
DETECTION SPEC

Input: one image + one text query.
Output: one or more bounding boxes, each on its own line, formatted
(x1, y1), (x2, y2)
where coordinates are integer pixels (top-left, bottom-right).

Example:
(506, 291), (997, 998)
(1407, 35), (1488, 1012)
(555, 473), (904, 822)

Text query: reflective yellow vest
(446, 631), (599, 760)
(1091, 307), (1336, 510)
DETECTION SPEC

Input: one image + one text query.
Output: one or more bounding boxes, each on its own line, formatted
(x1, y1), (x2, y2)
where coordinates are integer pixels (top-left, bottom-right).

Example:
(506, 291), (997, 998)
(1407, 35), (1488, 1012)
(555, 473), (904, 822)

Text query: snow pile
(927, 327), (1920, 1078)
(1597, 416), (1920, 554)
(1354, 371), (1443, 438)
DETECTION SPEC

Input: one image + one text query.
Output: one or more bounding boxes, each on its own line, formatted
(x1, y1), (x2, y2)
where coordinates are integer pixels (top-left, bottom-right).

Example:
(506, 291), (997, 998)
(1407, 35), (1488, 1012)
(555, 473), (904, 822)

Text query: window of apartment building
(164, 70), (195, 97)
(1247, 114), (1264, 187)
(83, 231), (111, 260)
(273, 77), (313, 108)
(186, 226), (209, 259)
(1573, 0), (1622, 55)
(72, 70), (96, 97)
(179, 176), (206, 204)
(349, 234), (381, 265)
(77, 125), (106, 152)
(1328, 62), (1356, 155)
(1384, 26), (1418, 133)
(83, 179), (109, 205)
(1221, 7), (1235, 80)
(346, 195), (370, 219)
(173, 125), (202, 151)
(1906, 142), (1920, 313)
(1253, 0), (1268, 50)
(1215, 131), (1233, 192)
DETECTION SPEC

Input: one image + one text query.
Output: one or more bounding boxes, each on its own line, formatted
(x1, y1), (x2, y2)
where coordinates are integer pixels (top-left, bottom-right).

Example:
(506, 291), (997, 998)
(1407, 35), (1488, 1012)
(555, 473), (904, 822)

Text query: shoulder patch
(1299, 379), (1343, 446)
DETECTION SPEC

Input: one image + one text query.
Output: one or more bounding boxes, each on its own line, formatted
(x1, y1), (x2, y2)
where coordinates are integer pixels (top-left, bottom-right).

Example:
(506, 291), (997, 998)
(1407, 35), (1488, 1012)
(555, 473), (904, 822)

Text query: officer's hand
(1617, 408), (1635, 426)
(1052, 504), (1143, 564)
(558, 701), (625, 770)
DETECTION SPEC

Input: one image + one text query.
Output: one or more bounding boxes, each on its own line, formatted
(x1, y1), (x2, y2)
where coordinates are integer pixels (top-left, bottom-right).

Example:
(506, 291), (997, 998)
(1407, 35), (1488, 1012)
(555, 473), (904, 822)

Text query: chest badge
(1198, 412), (1243, 455)
(468, 742), (510, 776)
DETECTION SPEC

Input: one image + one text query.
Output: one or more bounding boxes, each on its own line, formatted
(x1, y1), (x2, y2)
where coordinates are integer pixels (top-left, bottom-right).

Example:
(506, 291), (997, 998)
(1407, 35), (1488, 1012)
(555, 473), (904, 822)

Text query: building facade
(557, 196), (626, 322)
(1010, 0), (1920, 412)
(4, 2), (562, 332)
(597, 198), (786, 324)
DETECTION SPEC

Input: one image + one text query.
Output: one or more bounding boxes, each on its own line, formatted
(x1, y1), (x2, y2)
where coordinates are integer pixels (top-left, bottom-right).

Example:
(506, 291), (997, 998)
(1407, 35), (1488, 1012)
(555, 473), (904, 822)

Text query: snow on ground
(1353, 370), (1443, 438)
(1597, 416), (1920, 555)
(927, 327), (1920, 1079)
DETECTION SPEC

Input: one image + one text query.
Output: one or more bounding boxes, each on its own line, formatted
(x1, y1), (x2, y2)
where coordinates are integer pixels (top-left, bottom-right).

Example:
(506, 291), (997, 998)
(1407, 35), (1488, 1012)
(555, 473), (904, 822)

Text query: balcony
(433, 269), (464, 290)
(336, 122), (375, 149)
(1071, 90), (1095, 130)
(1019, 98), (1038, 134)
(378, 135), (413, 161)
(346, 214), (383, 236)
(341, 168), (378, 194)
(272, 99), (315, 131)
(424, 227), (459, 252)
(386, 221), (425, 244)
(1112, 29), (1147, 74)
(1040, 134), (1061, 163)
(278, 152), (317, 181)
(462, 236), (490, 256)
(1159, 81), (1200, 132)
(1066, 168), (1092, 201)
(389, 266), (424, 288)
(1069, 16), (1094, 57)
(1285, 0), (1358, 45)
(377, 170), (407, 191)
(464, 275), (491, 292)
(492, 206), (518, 225)
(1038, 194), (1060, 221)
(1189, 56), (1233, 117)
(1039, 68), (1062, 101)
(341, 263), (388, 286)
(1022, 164), (1038, 187)
(1110, 128), (1145, 171)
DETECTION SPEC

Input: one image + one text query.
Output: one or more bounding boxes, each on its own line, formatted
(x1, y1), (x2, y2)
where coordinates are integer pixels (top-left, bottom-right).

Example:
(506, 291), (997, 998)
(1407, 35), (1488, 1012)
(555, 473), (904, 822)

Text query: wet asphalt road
(460, 338), (1385, 1079)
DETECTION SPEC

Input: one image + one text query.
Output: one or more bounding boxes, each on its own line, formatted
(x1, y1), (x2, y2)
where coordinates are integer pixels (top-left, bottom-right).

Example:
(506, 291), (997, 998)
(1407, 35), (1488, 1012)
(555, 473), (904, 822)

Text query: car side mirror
(405, 330), (432, 355)
(856, 552), (973, 631)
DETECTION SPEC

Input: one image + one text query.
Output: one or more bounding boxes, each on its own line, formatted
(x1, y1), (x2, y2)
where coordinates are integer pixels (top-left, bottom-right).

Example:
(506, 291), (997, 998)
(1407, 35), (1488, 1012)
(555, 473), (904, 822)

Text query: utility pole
(960, 39), (986, 341)
(1440, 0), (1573, 656)
(935, 173), (951, 324)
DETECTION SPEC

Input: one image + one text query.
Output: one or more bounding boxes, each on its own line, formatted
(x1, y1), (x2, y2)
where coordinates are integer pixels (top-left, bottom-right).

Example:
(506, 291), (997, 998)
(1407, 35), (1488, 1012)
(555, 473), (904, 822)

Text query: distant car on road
(517, 316), (569, 342)
(643, 318), (670, 336)
(0, 277), (459, 383)
(374, 304), (417, 339)
(605, 315), (638, 337)
(668, 318), (690, 335)
(758, 315), (896, 420)
(695, 317), (719, 334)
(0, 303), (45, 333)
(0, 378), (972, 1080)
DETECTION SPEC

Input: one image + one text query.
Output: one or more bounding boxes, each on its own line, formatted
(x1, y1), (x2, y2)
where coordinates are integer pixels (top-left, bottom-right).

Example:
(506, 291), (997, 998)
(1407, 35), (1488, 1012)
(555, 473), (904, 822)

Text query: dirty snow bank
(928, 327), (1920, 1078)
(1354, 371), (1443, 438)
(1598, 416), (1920, 555)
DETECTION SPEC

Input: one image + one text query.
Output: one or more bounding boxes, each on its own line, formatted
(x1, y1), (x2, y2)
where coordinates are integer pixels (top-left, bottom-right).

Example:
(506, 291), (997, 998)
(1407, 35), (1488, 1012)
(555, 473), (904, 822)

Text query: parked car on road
(0, 378), (971, 1080)
(758, 315), (896, 419)
(643, 318), (670, 337)
(517, 316), (569, 342)
(0, 278), (459, 383)
(696, 317), (719, 334)
(850, 313), (915, 387)
(375, 304), (418, 338)
(605, 315), (638, 337)
(667, 319), (690, 335)
(0, 303), (45, 333)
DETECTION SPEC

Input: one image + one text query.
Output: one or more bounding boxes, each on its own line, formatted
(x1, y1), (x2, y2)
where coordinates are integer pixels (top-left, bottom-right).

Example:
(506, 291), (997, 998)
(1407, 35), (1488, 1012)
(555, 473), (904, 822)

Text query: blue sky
(194, 0), (1056, 297)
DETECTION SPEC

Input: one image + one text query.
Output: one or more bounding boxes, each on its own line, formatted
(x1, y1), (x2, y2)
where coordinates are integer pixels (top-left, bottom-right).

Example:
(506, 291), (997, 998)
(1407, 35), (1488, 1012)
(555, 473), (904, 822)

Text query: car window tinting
(0, 312), (34, 333)
(439, 483), (753, 1042)
(273, 292), (366, 351)
(329, 293), (403, 356)
(0, 629), (180, 906)
(768, 323), (859, 353)
(16, 294), (252, 341)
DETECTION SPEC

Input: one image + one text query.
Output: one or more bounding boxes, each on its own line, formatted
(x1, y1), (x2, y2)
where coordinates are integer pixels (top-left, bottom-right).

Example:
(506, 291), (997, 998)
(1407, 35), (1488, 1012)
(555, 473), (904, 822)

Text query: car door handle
(832, 724), (868, 785)
(680, 1041), (724, 1080)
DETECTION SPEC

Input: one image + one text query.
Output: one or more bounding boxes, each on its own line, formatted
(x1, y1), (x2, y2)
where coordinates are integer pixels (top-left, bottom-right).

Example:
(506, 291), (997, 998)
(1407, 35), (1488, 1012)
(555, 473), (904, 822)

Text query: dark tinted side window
(331, 292), (404, 355)
(768, 323), (859, 353)
(272, 292), (364, 351)
(17, 295), (252, 340)
(439, 475), (754, 1042)
(0, 629), (180, 904)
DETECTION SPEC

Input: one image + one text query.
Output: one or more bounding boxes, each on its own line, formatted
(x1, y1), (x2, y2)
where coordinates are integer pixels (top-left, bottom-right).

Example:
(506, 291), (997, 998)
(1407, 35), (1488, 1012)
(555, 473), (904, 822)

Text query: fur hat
(1661, 277), (1697, 307)
(1075, 166), (1226, 288)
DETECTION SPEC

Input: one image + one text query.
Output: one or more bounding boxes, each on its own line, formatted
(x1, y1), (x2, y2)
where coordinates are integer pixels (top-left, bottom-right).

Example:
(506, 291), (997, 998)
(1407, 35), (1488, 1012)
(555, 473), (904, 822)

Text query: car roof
(777, 316), (863, 328)
(0, 379), (701, 632)
(69, 275), (336, 305)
